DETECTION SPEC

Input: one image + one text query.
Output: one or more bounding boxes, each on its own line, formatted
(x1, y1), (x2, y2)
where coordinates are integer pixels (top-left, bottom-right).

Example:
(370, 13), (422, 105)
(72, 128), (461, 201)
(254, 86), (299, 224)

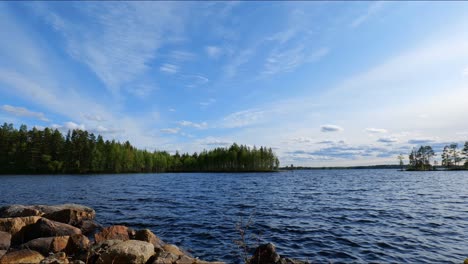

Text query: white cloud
(463, 67), (468, 76)
(91, 125), (123, 134)
(168, 108), (176, 112)
(290, 137), (313, 144)
(83, 113), (105, 122)
(351, 2), (386, 28)
(198, 136), (232, 147)
(177, 120), (208, 129)
(365, 128), (388, 134)
(160, 63), (179, 74)
(263, 46), (329, 76)
(1, 105), (49, 122)
(222, 109), (265, 128)
(320, 125), (343, 132)
(160, 127), (180, 134)
(407, 138), (436, 145)
(377, 137), (398, 143)
(205, 46), (222, 59)
(52, 121), (85, 131)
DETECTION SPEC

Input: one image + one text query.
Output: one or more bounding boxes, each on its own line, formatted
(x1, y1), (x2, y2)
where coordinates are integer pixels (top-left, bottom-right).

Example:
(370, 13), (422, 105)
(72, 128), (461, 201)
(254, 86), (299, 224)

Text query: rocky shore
(0, 204), (307, 264)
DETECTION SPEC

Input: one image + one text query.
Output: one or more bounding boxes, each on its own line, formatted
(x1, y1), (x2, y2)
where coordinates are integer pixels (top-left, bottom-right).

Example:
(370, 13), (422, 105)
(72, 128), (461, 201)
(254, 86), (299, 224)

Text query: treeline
(406, 143), (468, 171)
(0, 123), (280, 174)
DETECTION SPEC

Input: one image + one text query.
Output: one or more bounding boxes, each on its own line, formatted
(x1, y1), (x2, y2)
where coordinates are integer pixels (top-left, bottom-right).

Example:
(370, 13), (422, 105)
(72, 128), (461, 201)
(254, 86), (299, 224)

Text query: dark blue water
(1, 170), (467, 263)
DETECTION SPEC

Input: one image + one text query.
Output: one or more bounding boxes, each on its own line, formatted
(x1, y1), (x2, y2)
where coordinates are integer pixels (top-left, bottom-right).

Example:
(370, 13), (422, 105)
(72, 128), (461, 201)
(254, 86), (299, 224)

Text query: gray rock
(0, 231), (11, 251)
(96, 240), (154, 264)
(0, 205), (42, 218)
(134, 229), (164, 250)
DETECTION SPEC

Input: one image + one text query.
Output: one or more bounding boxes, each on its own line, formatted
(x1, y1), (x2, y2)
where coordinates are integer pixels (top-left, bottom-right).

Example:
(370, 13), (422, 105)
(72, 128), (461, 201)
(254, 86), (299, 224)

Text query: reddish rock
(21, 236), (69, 256)
(94, 225), (129, 243)
(26, 218), (81, 242)
(0, 216), (42, 245)
(0, 249), (44, 264)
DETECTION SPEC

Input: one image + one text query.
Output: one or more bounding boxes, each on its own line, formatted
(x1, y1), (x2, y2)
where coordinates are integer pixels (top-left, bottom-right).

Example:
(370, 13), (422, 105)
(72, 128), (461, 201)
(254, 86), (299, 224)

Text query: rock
(76, 220), (101, 236)
(42, 207), (95, 227)
(249, 243), (281, 264)
(96, 240), (154, 264)
(0, 204), (95, 224)
(0, 251), (5, 259)
(150, 252), (179, 264)
(88, 239), (124, 263)
(0, 216), (42, 245)
(150, 252), (225, 264)
(0, 231), (11, 250)
(134, 229), (164, 250)
(0, 205), (43, 218)
(21, 236), (69, 256)
(65, 234), (90, 262)
(26, 218), (81, 242)
(0, 249), (44, 264)
(162, 244), (184, 256)
(39, 252), (69, 264)
(94, 226), (129, 243)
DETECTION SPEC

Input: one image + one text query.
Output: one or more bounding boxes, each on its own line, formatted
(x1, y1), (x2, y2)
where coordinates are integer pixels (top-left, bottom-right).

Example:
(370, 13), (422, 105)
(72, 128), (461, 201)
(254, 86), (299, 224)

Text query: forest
(406, 143), (468, 171)
(0, 123), (280, 174)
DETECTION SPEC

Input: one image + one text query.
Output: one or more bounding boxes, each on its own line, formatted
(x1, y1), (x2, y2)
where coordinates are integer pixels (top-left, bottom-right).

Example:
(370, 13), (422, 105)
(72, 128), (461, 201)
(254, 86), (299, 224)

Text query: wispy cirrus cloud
(160, 127), (180, 134)
(1, 104), (49, 122)
(34, 2), (187, 95)
(350, 2), (387, 28)
(160, 63), (179, 74)
(222, 109), (265, 128)
(177, 120), (208, 129)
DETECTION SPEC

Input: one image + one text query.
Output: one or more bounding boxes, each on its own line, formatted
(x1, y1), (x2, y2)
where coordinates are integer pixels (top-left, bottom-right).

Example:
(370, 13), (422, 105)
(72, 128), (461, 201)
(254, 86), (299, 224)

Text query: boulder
(76, 220), (102, 236)
(162, 244), (184, 256)
(94, 226), (129, 243)
(21, 236), (69, 256)
(65, 234), (90, 262)
(0, 249), (44, 264)
(0, 251), (5, 259)
(88, 239), (124, 263)
(26, 218), (81, 241)
(33, 205), (95, 220)
(0, 205), (43, 218)
(134, 229), (164, 250)
(0, 216), (42, 245)
(43, 207), (95, 227)
(0, 231), (11, 251)
(39, 252), (69, 264)
(249, 243), (280, 264)
(96, 240), (154, 264)
(150, 252), (179, 264)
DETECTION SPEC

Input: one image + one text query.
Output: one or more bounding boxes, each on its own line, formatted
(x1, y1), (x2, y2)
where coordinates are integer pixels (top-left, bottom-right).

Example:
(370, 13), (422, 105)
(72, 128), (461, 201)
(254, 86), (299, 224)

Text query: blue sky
(1, 2), (468, 166)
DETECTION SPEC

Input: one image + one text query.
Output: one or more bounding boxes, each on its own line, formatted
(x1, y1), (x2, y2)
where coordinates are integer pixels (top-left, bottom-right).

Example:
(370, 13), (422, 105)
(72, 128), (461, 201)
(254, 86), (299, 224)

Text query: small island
(404, 143), (468, 171)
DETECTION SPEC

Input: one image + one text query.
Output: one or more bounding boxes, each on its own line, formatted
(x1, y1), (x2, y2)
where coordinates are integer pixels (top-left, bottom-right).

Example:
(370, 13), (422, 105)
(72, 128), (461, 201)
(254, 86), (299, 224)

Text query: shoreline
(0, 204), (307, 264)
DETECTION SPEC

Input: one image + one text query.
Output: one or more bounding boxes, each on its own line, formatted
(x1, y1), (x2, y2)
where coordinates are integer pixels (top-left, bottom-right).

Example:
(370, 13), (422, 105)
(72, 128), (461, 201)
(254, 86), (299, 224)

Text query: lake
(0, 170), (467, 263)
